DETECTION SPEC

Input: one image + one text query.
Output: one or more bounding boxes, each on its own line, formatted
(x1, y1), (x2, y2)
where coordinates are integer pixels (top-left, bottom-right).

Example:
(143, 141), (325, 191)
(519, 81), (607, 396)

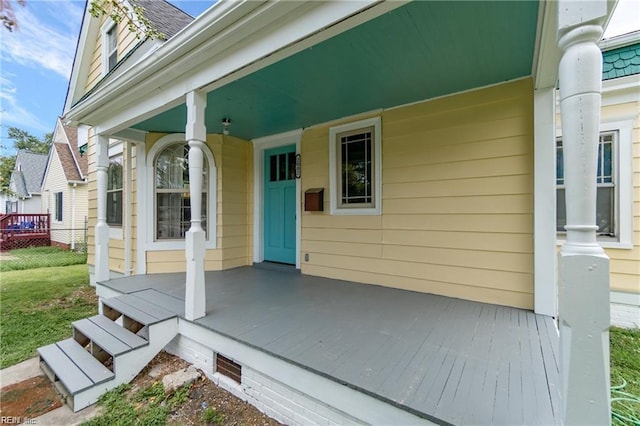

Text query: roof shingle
(14, 151), (48, 196)
(602, 43), (640, 80)
(131, 0), (194, 40)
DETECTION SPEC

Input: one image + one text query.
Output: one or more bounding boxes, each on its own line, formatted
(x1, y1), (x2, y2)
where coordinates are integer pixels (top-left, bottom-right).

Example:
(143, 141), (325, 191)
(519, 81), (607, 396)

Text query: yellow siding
(84, 9), (141, 93)
(86, 131), (135, 275)
(300, 78), (535, 309)
(602, 102), (640, 294)
(144, 134), (253, 274)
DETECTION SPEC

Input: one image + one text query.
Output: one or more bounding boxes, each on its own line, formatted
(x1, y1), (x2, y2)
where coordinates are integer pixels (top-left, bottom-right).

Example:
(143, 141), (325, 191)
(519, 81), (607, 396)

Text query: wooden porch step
(73, 316), (146, 357)
(88, 315), (148, 349)
(102, 294), (176, 326)
(38, 339), (114, 395)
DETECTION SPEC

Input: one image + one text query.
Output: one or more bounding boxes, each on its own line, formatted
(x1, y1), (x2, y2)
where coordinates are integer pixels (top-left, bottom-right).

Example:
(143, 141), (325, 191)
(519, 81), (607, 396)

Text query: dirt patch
(0, 375), (63, 419)
(137, 352), (282, 426)
(0, 352), (282, 425)
(38, 286), (98, 310)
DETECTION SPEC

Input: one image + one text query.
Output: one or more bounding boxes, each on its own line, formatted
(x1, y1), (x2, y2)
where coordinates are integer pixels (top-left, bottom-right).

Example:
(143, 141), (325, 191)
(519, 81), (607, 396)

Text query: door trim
(252, 129), (302, 269)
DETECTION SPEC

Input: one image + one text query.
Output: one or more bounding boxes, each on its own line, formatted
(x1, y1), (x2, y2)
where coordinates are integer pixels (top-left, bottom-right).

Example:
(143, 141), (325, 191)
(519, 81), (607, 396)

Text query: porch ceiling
(133, 1), (539, 140)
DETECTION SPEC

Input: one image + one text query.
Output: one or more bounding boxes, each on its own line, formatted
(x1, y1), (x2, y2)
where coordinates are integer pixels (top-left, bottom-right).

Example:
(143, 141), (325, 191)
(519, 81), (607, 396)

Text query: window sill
(330, 206), (381, 216)
(146, 239), (217, 251)
(109, 227), (123, 240)
(556, 237), (633, 250)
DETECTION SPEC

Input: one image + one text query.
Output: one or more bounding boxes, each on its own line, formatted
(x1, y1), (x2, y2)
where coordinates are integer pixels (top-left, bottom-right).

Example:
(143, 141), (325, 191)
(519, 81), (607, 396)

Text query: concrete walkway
(0, 358), (99, 425)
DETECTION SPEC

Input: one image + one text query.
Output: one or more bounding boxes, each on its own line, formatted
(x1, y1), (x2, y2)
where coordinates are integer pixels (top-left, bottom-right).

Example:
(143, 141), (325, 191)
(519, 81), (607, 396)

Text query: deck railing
(0, 213), (51, 250)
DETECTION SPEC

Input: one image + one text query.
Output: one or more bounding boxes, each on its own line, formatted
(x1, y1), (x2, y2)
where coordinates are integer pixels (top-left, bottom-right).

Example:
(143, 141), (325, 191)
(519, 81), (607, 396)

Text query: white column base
(185, 228), (206, 320)
(559, 252), (611, 425)
(95, 222), (110, 283)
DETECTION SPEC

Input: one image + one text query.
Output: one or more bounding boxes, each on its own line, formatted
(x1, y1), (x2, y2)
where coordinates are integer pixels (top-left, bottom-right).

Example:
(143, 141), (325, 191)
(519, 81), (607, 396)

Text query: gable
(64, 0), (193, 114)
(42, 146), (72, 192)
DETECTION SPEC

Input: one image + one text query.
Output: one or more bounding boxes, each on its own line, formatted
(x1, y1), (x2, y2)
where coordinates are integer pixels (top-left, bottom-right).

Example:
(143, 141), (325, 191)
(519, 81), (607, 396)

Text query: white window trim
(145, 133), (217, 251)
(556, 119), (633, 249)
(54, 191), (63, 223)
(107, 142), (124, 240)
(101, 19), (117, 76)
(329, 117), (382, 215)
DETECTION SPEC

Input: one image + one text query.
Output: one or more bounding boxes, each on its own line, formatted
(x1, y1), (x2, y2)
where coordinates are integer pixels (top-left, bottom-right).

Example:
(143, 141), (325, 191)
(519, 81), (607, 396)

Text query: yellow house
(39, 1), (635, 424)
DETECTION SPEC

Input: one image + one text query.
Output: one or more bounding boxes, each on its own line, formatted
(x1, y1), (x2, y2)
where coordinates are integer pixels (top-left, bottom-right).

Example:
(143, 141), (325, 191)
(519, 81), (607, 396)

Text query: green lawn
(0, 246), (87, 272)
(0, 264), (97, 369)
(610, 327), (640, 424)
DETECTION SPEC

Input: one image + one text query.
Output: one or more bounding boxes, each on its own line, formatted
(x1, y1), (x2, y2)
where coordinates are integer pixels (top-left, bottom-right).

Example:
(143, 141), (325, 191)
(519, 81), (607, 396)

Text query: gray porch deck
(99, 265), (560, 425)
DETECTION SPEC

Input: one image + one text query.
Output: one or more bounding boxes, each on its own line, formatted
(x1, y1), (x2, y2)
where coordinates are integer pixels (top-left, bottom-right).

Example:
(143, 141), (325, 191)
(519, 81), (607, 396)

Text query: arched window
(155, 143), (208, 240)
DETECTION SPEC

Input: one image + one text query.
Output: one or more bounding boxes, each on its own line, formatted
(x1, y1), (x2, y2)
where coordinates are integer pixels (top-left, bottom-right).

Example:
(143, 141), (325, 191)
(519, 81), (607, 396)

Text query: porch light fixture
(221, 117), (231, 135)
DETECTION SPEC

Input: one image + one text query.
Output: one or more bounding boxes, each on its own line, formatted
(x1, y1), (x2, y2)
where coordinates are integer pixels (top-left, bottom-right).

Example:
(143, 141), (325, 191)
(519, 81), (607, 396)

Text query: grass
(610, 327), (640, 424)
(0, 264), (97, 369)
(202, 407), (225, 424)
(82, 382), (193, 426)
(1, 246), (87, 272)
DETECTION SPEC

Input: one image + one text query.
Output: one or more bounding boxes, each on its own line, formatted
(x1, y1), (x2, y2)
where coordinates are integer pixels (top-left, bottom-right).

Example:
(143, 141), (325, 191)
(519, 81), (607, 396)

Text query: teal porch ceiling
(133, 0), (539, 140)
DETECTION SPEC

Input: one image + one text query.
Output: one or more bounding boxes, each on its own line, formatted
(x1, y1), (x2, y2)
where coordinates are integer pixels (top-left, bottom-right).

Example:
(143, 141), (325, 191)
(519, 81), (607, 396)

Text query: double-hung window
(55, 192), (63, 222)
(102, 21), (117, 74)
(329, 117), (382, 215)
(556, 131), (616, 237)
(155, 143), (208, 240)
(107, 154), (123, 226)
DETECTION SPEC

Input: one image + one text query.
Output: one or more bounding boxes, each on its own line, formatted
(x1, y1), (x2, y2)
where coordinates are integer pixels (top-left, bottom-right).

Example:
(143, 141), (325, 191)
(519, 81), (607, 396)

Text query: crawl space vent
(216, 353), (242, 383)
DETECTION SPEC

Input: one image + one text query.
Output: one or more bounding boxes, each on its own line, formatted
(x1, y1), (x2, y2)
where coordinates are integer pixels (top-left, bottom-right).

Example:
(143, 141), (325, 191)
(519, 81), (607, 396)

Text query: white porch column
(185, 90), (207, 320)
(95, 135), (110, 283)
(557, 2), (611, 425)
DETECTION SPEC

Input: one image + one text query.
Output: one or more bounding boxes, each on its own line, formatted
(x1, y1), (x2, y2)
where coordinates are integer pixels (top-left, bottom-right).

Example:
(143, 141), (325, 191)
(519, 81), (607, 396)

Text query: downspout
(71, 183), (77, 250)
(124, 143), (132, 276)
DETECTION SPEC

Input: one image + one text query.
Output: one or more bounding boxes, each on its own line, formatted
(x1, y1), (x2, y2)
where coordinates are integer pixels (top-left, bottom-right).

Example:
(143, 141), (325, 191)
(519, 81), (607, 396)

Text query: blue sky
(0, 0), (213, 154)
(0, 0), (638, 156)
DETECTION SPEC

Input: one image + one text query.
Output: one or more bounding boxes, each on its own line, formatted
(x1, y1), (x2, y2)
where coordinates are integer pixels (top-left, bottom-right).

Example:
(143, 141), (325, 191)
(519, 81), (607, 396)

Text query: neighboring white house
(41, 118), (89, 250)
(8, 150), (48, 214)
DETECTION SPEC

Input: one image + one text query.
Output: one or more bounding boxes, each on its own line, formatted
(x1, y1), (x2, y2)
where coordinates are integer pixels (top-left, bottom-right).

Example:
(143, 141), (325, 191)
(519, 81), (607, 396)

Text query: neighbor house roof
(62, 121), (87, 178)
(54, 143), (83, 181)
(11, 171), (28, 197)
(602, 43), (640, 80)
(11, 151), (48, 197)
(44, 118), (87, 184)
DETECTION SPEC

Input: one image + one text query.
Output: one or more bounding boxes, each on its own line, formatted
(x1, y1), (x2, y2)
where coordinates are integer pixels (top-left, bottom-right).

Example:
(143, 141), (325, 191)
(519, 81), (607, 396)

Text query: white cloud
(0, 76), (50, 132)
(604, 0), (640, 39)
(0, 0), (83, 79)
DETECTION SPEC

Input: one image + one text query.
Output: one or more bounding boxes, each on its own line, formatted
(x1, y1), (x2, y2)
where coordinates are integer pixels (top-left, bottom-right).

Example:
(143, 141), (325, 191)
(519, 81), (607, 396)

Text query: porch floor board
(100, 266), (560, 425)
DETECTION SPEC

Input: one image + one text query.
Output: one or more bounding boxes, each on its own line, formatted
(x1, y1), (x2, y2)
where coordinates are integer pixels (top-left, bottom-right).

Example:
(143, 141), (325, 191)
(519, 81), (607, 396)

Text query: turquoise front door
(264, 145), (296, 264)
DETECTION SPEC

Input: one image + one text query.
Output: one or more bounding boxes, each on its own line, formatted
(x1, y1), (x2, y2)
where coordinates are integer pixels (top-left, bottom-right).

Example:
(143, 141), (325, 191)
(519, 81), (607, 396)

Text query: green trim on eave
(133, 1), (539, 140)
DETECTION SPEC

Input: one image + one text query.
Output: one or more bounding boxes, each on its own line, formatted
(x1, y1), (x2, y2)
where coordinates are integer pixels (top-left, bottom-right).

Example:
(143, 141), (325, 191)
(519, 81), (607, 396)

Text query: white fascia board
(40, 146), (57, 192)
(533, 0), (561, 90)
(600, 30), (640, 50)
(68, 0), (405, 135)
(111, 128), (147, 143)
(601, 74), (640, 106)
(64, 7), (98, 114)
